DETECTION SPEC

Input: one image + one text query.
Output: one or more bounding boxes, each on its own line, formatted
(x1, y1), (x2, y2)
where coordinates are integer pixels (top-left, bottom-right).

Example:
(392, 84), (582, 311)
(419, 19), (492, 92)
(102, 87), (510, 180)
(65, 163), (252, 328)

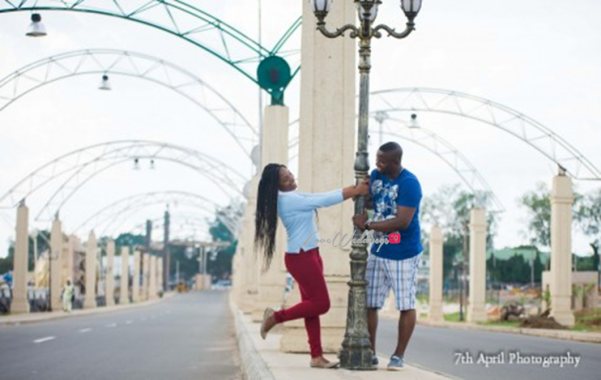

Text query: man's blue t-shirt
(369, 168), (422, 260)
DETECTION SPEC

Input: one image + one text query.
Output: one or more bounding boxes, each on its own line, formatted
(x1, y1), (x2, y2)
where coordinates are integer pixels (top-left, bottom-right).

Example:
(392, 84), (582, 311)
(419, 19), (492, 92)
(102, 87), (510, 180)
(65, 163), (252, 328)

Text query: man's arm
(369, 206), (416, 232)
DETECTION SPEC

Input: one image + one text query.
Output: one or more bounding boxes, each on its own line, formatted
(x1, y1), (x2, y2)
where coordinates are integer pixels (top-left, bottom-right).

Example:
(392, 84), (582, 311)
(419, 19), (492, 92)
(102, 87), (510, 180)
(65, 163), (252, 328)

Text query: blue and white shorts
(366, 253), (421, 311)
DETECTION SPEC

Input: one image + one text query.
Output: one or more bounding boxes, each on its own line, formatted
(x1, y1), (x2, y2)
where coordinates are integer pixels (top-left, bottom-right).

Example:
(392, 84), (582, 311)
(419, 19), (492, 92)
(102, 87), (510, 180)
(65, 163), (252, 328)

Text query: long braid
(254, 163), (282, 270)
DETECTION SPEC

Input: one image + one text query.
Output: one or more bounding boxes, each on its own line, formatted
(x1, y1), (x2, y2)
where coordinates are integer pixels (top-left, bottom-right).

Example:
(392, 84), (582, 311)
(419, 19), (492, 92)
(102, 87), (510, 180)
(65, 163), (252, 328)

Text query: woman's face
(278, 167), (297, 191)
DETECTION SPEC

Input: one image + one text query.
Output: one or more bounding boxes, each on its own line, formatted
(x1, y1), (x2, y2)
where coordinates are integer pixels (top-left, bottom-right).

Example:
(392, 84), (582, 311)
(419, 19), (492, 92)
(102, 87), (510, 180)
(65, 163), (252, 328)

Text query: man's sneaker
(387, 355), (405, 371)
(371, 356), (379, 367)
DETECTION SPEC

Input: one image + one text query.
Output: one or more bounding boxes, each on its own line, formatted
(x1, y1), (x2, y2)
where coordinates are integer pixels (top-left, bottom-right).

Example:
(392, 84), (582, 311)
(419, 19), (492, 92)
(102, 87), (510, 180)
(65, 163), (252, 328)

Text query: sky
(0, 0), (599, 258)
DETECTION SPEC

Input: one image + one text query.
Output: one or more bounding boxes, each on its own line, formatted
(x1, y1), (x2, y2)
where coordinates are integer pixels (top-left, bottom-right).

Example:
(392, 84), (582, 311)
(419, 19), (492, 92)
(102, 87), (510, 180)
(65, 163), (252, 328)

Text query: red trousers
(273, 248), (330, 358)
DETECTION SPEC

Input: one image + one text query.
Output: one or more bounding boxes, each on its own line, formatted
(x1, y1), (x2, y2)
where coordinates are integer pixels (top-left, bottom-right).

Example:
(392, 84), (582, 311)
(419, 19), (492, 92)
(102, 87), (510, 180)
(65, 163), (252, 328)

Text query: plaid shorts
(366, 253), (421, 311)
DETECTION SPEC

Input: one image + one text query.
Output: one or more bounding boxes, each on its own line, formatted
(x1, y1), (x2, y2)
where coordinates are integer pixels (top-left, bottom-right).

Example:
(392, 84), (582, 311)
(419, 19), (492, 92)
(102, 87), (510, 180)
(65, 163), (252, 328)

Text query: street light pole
(310, 0), (422, 370)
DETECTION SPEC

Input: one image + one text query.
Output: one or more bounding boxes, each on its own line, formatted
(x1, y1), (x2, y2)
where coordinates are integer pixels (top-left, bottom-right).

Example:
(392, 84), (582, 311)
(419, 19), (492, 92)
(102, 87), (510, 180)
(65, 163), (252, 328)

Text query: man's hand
(352, 211), (368, 230)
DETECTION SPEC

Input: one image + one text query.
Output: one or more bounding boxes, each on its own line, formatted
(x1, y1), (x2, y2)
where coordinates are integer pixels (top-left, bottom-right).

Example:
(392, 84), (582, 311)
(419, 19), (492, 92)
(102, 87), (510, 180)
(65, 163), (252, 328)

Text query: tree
(519, 183), (552, 247)
(421, 184), (498, 281)
(574, 188), (601, 284)
(206, 203), (243, 280)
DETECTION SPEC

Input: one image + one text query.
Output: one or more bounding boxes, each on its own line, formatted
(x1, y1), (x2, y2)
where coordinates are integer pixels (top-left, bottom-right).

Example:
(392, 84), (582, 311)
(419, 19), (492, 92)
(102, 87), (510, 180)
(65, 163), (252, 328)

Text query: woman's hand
(355, 179), (369, 196)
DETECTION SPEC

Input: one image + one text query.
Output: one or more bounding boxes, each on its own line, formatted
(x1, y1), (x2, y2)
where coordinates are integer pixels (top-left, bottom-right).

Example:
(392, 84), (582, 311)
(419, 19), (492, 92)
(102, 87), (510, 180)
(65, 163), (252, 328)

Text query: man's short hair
(378, 141), (403, 161)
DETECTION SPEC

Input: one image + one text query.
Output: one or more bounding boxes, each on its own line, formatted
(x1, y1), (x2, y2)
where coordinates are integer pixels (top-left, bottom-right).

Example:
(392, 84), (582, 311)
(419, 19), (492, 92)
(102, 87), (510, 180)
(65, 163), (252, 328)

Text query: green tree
(574, 188), (601, 284)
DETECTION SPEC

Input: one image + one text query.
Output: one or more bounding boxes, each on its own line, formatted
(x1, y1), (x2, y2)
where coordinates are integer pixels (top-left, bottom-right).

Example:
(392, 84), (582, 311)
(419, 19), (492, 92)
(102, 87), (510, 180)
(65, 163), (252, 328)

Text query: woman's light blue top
(277, 189), (344, 254)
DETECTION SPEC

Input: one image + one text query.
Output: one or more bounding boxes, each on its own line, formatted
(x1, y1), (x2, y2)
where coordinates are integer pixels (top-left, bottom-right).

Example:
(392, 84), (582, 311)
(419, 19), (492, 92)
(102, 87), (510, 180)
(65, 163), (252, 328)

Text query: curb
(0, 292), (176, 327)
(416, 319), (601, 344)
(229, 297), (275, 380)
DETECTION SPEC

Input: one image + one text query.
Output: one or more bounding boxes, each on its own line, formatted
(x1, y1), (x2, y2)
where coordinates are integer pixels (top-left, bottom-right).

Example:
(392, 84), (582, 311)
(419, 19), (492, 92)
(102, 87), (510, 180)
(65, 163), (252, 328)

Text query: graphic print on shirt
(371, 179), (399, 241)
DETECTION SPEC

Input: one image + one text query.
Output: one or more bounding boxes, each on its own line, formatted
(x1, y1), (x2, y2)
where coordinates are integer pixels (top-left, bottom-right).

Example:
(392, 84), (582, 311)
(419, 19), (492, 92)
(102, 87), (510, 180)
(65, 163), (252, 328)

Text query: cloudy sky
(0, 0), (599, 258)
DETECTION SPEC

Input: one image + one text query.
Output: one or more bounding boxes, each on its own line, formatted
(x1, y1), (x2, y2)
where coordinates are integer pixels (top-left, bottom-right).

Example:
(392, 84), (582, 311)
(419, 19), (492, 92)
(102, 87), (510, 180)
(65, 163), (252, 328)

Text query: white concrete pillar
(142, 253), (150, 301)
(105, 240), (115, 307)
(429, 226), (444, 322)
(468, 208), (487, 323)
(252, 105), (289, 321)
(133, 250), (141, 302)
(550, 173), (575, 326)
(50, 217), (63, 311)
(281, 0), (356, 354)
(83, 231), (97, 309)
(149, 256), (158, 300)
(120, 246), (130, 305)
(11, 203), (30, 313)
(65, 235), (76, 287)
(239, 175), (260, 314)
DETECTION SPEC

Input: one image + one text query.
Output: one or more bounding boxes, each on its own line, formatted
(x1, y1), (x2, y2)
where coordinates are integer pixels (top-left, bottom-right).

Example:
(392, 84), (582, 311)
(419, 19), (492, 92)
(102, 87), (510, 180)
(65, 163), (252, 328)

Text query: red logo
(389, 233), (401, 244)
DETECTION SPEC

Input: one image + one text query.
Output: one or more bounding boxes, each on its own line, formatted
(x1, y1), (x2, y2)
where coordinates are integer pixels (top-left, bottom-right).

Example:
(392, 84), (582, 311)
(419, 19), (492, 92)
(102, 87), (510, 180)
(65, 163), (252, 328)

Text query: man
(353, 141), (422, 371)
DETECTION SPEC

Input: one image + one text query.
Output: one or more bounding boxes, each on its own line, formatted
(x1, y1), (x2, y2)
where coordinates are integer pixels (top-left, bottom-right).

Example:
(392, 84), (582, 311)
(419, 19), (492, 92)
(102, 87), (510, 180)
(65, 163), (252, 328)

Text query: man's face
(376, 150), (400, 175)
(278, 167), (297, 191)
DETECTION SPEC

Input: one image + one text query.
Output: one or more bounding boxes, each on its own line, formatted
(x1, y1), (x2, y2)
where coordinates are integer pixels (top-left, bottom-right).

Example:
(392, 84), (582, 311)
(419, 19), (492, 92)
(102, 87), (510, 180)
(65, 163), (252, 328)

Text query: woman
(254, 163), (368, 369)
(61, 279), (74, 313)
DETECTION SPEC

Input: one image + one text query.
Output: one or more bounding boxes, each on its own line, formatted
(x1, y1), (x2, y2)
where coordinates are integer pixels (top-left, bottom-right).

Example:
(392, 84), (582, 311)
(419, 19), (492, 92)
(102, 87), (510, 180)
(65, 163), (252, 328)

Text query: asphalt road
(378, 316), (601, 380)
(0, 291), (241, 380)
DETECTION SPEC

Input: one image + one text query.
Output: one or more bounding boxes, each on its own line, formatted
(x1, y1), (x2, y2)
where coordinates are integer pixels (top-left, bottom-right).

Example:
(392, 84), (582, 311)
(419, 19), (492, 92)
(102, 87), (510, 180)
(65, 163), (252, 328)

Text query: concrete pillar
(550, 173), (575, 326)
(132, 250), (141, 302)
(11, 203), (30, 313)
(428, 226), (444, 322)
(157, 257), (163, 294)
(142, 253), (150, 301)
(468, 208), (487, 323)
(120, 246), (130, 305)
(65, 235), (76, 287)
(281, 0), (356, 354)
(251, 105), (289, 321)
(105, 240), (115, 307)
(238, 175), (260, 314)
(149, 256), (158, 300)
(50, 217), (63, 311)
(83, 231), (97, 309)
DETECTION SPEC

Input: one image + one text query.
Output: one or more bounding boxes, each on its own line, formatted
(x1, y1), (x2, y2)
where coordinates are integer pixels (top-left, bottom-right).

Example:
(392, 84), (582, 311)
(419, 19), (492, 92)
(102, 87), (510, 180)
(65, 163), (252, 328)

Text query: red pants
(273, 248), (330, 358)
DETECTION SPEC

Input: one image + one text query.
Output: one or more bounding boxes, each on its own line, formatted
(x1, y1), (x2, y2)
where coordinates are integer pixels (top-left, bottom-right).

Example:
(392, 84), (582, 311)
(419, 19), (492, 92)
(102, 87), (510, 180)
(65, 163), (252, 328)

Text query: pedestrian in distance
(255, 163), (369, 369)
(61, 279), (75, 313)
(353, 141), (423, 371)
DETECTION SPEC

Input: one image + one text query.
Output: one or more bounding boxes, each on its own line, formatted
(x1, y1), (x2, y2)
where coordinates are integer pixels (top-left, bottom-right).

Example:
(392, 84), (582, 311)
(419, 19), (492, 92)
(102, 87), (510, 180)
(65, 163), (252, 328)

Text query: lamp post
(310, 0), (422, 369)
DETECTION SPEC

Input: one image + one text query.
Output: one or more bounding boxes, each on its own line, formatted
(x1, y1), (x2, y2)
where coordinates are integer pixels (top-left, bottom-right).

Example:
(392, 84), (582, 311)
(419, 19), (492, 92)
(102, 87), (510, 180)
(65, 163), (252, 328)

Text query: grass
(444, 312), (465, 322)
(571, 308), (601, 332)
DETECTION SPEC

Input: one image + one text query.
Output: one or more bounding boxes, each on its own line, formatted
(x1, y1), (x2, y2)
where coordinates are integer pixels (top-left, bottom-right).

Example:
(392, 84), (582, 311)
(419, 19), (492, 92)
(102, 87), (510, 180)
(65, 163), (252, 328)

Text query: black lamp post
(310, 0), (423, 370)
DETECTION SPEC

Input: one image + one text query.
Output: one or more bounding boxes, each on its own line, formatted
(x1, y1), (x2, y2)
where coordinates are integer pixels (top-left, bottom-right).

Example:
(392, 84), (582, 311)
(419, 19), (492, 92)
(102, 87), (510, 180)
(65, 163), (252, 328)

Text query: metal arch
(0, 140), (248, 221)
(370, 87), (601, 180)
(0, 49), (257, 156)
(128, 214), (223, 241)
(74, 191), (232, 237)
(287, 116), (505, 213)
(0, 1), (302, 86)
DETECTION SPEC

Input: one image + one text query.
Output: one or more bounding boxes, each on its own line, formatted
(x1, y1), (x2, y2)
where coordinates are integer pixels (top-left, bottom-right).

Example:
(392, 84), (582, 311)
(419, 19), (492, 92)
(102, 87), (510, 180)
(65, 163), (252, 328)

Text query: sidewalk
(415, 318), (601, 344)
(0, 292), (176, 326)
(231, 301), (452, 380)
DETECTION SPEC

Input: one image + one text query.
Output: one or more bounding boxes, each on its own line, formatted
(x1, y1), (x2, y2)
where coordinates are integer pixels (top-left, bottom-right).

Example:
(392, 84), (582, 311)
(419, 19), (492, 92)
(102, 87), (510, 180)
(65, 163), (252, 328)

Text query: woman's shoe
(260, 307), (275, 340)
(310, 358), (339, 369)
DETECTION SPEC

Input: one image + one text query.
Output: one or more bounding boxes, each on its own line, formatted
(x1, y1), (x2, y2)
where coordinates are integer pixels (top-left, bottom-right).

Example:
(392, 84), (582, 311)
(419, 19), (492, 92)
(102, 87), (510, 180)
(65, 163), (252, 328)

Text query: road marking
(141, 318), (147, 322)
(106, 323), (117, 328)
(126, 320), (133, 325)
(79, 328), (92, 333)
(33, 336), (55, 344)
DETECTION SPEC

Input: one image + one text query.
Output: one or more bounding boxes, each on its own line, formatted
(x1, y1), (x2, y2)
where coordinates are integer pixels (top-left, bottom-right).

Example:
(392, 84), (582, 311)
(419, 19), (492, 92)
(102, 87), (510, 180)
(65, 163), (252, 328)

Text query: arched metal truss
(288, 116), (505, 212)
(0, 1), (301, 86)
(0, 49), (257, 156)
(128, 214), (216, 242)
(74, 191), (239, 238)
(369, 88), (600, 180)
(0, 140), (248, 222)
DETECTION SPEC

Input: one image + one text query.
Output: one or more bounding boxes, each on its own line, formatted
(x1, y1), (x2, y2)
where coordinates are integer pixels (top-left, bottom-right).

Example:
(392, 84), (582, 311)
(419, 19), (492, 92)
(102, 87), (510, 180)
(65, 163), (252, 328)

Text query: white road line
(33, 336), (55, 344)
(106, 323), (117, 328)
(141, 318), (147, 322)
(79, 328), (92, 333)
(126, 320), (133, 325)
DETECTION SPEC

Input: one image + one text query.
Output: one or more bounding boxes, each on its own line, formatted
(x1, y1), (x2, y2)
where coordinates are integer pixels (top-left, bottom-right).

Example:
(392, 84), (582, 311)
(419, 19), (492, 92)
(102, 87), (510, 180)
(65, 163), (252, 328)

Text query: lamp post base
(339, 281), (375, 370)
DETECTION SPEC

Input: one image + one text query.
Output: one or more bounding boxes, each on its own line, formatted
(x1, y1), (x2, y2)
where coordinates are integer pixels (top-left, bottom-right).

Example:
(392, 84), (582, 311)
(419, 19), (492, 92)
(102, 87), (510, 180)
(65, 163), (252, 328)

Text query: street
(0, 291), (241, 380)
(378, 317), (601, 380)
